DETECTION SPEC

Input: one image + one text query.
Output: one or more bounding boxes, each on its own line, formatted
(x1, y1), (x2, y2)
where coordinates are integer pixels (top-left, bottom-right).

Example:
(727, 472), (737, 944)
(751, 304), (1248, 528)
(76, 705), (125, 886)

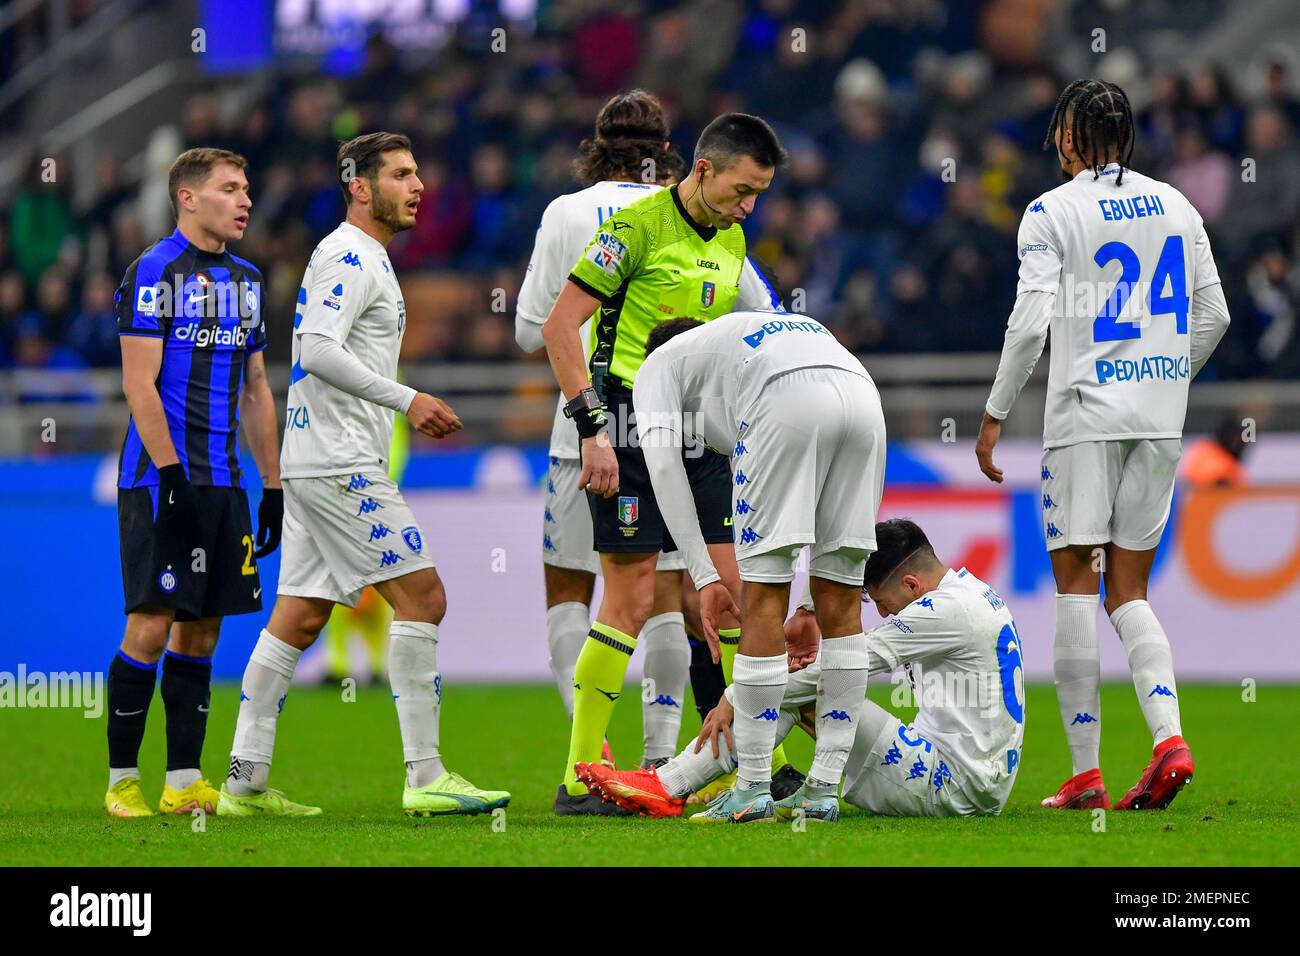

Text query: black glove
(253, 488), (284, 558)
(156, 463), (201, 546)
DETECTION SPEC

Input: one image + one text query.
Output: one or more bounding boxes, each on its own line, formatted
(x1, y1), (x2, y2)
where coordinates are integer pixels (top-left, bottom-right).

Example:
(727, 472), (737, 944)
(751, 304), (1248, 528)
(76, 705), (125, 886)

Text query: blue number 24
(1092, 235), (1189, 342)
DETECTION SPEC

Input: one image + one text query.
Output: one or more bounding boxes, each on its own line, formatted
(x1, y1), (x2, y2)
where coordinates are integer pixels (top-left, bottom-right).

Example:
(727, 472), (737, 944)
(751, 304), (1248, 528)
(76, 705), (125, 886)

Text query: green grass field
(1, 682), (1296, 866)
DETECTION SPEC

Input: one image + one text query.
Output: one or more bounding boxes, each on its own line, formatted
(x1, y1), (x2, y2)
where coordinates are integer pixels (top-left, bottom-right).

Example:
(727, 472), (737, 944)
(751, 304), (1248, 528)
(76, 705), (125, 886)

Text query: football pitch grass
(1, 683), (1296, 867)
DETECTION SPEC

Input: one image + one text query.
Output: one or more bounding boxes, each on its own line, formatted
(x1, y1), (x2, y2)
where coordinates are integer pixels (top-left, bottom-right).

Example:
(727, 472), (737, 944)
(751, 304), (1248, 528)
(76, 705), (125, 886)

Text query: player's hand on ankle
(693, 696), (735, 758)
(784, 606), (821, 672)
(156, 462), (201, 545)
(408, 392), (463, 439)
(579, 432), (618, 497)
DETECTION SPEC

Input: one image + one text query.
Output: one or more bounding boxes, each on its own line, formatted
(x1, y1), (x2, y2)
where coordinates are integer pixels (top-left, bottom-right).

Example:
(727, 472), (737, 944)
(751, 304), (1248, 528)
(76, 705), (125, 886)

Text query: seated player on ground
(576, 519), (1026, 820)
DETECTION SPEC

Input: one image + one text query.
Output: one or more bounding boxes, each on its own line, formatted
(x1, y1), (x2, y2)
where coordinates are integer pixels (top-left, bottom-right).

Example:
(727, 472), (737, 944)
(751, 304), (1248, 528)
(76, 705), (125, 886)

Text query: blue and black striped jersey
(116, 227), (268, 489)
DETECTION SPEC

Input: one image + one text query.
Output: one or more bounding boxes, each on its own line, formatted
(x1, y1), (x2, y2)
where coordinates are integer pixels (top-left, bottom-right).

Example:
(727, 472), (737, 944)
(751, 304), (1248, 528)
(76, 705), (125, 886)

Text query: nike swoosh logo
(253, 588), (261, 598)
(187, 292), (206, 305)
(612, 222), (632, 230)
(197, 704), (209, 713)
(732, 802), (759, 821)
(114, 709), (144, 717)
(596, 688), (621, 702)
(168, 490), (175, 505)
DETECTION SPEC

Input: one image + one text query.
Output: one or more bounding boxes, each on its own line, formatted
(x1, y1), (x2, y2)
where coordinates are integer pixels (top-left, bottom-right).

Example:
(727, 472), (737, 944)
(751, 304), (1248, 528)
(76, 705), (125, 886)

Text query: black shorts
(118, 485), (263, 621)
(588, 384), (734, 555)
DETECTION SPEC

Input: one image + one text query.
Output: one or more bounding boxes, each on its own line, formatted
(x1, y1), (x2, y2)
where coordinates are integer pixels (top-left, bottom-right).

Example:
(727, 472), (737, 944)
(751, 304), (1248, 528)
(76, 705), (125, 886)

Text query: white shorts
(279, 472), (435, 608)
(1040, 438), (1181, 552)
(732, 367), (886, 586)
(541, 457), (685, 575)
(840, 701), (983, 818)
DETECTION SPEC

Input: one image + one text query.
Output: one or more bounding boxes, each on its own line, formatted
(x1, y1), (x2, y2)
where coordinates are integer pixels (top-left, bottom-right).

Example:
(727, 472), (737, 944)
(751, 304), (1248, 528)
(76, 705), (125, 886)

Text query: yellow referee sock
(563, 622), (637, 795)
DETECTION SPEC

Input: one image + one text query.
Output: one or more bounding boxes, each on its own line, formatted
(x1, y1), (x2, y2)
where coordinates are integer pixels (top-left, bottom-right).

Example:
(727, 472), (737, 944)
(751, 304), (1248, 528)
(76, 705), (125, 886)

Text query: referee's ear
(645, 317), (704, 358)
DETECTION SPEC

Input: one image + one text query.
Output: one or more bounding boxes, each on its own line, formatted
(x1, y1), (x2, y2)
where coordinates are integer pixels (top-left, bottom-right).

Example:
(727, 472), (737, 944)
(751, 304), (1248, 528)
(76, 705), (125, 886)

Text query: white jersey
(863, 567), (1025, 813)
(516, 182), (782, 458)
(1014, 163), (1221, 447)
(281, 222), (407, 479)
(632, 310), (868, 456)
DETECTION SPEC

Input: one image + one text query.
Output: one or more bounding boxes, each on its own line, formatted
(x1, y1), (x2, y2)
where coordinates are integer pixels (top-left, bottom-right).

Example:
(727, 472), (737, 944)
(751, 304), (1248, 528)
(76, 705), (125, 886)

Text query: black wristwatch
(563, 386), (607, 439)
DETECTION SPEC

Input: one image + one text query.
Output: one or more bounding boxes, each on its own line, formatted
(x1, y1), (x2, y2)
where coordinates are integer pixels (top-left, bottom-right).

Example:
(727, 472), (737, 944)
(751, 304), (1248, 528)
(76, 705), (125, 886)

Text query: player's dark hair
(337, 131), (413, 205)
(645, 317), (704, 357)
(862, 519), (940, 593)
(1045, 79), (1135, 185)
(572, 89), (685, 188)
(168, 147), (247, 219)
(693, 113), (789, 173)
(747, 254), (786, 309)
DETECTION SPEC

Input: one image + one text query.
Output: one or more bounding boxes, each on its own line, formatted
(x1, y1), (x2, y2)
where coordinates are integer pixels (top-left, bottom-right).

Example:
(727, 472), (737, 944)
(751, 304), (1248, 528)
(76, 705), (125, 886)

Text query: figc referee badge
(701, 281), (716, 307)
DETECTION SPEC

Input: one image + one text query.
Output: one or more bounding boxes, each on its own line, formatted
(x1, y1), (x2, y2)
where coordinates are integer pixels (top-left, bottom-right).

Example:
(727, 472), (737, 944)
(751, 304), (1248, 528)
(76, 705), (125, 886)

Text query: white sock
(640, 611), (689, 761)
(731, 653), (788, 791)
(1111, 599), (1182, 745)
(809, 633), (870, 787)
(1054, 593), (1102, 775)
(658, 735), (738, 798)
(165, 769), (201, 790)
(108, 767), (139, 788)
(389, 620), (446, 788)
(228, 629), (301, 795)
(546, 601), (589, 720)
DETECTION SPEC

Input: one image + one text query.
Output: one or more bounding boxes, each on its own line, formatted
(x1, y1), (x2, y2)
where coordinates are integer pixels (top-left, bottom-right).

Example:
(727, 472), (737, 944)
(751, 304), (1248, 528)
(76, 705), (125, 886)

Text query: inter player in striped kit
(220, 132), (510, 817)
(976, 80), (1231, 811)
(106, 148), (283, 818)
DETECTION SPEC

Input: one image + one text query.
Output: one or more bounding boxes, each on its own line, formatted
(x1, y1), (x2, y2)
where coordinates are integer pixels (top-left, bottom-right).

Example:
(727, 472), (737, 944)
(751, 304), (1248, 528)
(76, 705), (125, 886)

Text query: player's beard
(372, 189), (413, 234)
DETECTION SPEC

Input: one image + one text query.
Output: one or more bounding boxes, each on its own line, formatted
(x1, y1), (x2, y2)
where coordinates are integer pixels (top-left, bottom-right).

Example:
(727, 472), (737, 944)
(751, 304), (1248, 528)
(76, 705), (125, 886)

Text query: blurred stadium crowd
(3, 0), (1300, 383)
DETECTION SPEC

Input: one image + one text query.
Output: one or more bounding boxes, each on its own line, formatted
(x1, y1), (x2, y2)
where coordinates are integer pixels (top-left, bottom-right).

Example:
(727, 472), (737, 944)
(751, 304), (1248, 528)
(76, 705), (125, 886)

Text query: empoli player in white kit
(976, 80), (1231, 812)
(219, 132), (510, 817)
(614, 310), (886, 822)
(578, 520), (1025, 820)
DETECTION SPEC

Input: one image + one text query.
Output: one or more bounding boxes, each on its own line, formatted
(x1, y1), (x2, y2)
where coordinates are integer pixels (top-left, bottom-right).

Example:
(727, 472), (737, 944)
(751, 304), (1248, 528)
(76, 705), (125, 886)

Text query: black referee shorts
(118, 485), (263, 620)
(587, 384), (734, 556)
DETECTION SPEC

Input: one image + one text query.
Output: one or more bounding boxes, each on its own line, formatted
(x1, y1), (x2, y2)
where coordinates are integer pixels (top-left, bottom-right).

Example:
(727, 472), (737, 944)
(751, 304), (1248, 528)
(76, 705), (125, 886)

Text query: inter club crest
(617, 496), (639, 526)
(701, 281), (716, 307)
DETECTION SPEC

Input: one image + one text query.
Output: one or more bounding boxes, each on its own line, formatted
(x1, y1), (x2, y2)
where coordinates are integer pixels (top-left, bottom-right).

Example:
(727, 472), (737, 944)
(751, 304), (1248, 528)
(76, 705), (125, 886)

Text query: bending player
(976, 80), (1230, 811)
(578, 520), (1026, 819)
(624, 310), (886, 823)
(219, 132), (509, 817)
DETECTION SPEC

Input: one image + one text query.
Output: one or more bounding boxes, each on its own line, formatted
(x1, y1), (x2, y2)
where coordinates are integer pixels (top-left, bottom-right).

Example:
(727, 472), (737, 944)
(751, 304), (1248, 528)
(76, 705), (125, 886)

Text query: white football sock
(731, 653), (788, 791)
(165, 769), (201, 790)
(388, 620), (446, 788)
(1111, 599), (1182, 745)
(658, 734), (738, 798)
(809, 633), (870, 787)
(1054, 593), (1102, 775)
(108, 767), (139, 788)
(228, 629), (302, 795)
(640, 611), (689, 761)
(546, 601), (589, 720)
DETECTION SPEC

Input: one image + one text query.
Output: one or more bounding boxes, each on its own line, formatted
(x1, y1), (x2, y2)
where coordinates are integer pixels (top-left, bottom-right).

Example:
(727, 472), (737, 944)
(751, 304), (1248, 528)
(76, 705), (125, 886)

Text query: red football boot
(601, 740), (615, 768)
(1115, 736), (1195, 810)
(1041, 768), (1110, 810)
(575, 762), (686, 818)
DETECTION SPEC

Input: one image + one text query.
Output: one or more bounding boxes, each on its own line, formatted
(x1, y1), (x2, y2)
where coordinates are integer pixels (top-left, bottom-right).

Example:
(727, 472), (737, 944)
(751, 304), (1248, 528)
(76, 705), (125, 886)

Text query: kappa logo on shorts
(617, 496), (639, 526)
(356, 497), (383, 516)
(933, 760), (953, 791)
(402, 526), (423, 554)
(1046, 522), (1063, 539)
(158, 566), (177, 593)
(379, 549), (404, 568)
